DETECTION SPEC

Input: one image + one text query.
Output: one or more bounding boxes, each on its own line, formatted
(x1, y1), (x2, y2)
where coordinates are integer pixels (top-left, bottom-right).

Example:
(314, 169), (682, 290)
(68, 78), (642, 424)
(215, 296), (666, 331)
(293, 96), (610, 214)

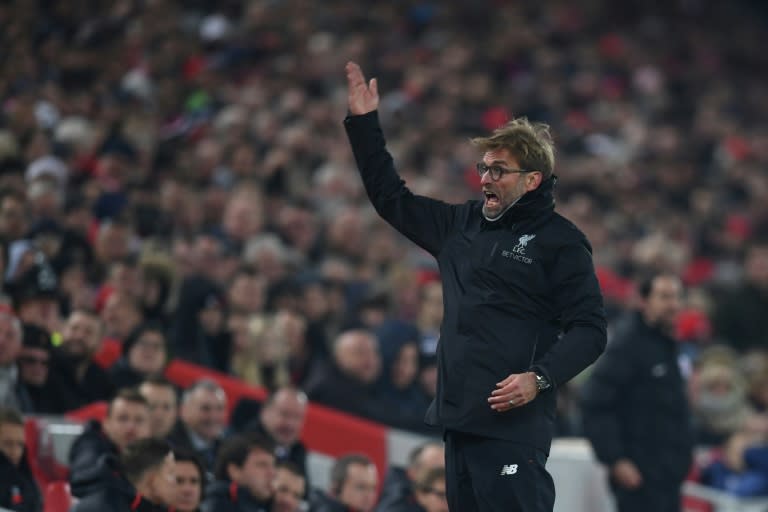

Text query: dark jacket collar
(480, 175), (557, 228)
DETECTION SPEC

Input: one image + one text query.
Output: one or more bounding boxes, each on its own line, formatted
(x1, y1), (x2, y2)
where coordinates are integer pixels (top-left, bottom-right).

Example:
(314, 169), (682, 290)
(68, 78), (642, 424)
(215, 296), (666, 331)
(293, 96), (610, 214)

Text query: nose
(479, 169), (493, 185)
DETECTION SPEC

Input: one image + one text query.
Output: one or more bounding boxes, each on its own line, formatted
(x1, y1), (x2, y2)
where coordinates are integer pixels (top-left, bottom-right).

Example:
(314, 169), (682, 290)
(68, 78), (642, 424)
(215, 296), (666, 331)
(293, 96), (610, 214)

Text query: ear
(525, 171), (543, 192)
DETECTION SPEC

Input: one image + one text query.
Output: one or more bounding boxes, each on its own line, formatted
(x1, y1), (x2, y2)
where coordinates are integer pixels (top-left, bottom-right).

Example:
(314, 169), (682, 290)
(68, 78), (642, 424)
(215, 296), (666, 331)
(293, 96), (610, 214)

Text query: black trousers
(444, 430), (555, 512)
(611, 479), (681, 512)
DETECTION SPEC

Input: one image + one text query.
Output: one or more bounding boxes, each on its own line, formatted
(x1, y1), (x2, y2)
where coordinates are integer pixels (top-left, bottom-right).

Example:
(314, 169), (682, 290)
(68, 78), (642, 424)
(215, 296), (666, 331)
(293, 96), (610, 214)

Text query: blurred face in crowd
(61, 311), (103, 360)
(272, 466), (306, 512)
(143, 452), (178, 507)
(18, 296), (61, 334)
(139, 382), (178, 438)
(181, 386), (226, 442)
(0, 195), (27, 241)
(0, 422), (25, 467)
(415, 475), (448, 512)
(338, 462), (378, 512)
(96, 222), (132, 264)
(227, 272), (266, 315)
(128, 329), (167, 375)
(391, 343), (420, 390)
(745, 245), (768, 289)
(642, 275), (683, 334)
(102, 292), (143, 341)
(223, 193), (263, 242)
(18, 345), (50, 386)
(260, 388), (307, 447)
(175, 460), (203, 512)
(0, 313), (21, 366)
(103, 398), (151, 451)
(334, 331), (381, 385)
(408, 444), (445, 482)
(229, 447), (276, 502)
(418, 281), (443, 330)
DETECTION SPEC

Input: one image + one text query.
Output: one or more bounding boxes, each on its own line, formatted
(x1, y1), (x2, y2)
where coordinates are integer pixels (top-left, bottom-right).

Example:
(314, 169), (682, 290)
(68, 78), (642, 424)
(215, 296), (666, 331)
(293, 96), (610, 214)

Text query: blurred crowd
(1, 0), (768, 508)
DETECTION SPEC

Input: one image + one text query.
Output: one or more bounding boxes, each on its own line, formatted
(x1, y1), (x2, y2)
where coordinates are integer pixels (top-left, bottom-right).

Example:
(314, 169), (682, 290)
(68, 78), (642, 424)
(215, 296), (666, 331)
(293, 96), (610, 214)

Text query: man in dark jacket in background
(377, 442), (444, 512)
(0, 407), (41, 512)
(202, 433), (275, 512)
(47, 308), (115, 410)
(581, 273), (693, 512)
(69, 389), (151, 495)
(345, 62), (606, 511)
(71, 437), (178, 512)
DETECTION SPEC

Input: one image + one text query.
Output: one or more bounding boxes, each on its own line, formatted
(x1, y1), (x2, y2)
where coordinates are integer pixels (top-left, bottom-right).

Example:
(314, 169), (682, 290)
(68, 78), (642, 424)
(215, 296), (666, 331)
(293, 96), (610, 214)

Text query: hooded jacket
(345, 111), (607, 453)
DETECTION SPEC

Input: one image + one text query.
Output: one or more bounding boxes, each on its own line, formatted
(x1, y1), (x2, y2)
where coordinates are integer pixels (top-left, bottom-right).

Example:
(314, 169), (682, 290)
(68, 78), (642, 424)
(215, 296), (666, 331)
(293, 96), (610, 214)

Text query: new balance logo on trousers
(500, 464), (519, 476)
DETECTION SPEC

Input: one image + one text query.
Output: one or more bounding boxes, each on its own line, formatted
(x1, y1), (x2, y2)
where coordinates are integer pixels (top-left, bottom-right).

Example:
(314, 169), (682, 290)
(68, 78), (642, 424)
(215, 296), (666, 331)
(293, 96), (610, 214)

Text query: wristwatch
(534, 372), (551, 392)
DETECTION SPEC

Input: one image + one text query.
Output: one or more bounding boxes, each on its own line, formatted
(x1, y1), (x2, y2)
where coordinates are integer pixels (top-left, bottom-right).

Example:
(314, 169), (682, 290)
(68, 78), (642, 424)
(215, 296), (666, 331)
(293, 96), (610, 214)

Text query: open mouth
(484, 191), (500, 206)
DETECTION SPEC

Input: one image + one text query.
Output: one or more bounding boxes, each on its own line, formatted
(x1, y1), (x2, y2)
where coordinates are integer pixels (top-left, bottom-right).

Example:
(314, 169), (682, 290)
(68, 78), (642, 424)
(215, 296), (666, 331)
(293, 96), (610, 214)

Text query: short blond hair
(471, 117), (555, 179)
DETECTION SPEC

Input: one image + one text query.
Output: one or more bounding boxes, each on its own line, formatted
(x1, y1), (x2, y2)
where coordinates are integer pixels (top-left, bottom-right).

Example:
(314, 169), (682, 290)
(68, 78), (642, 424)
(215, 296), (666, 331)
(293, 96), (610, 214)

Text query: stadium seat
(43, 481), (74, 512)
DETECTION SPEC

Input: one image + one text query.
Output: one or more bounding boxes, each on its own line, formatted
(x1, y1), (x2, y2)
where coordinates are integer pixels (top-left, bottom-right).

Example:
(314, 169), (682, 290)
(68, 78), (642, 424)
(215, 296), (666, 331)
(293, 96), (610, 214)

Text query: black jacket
(581, 312), (694, 485)
(68, 419), (120, 495)
(0, 452), (41, 512)
(345, 112), (607, 452)
(47, 350), (116, 412)
(201, 480), (272, 512)
(70, 454), (170, 512)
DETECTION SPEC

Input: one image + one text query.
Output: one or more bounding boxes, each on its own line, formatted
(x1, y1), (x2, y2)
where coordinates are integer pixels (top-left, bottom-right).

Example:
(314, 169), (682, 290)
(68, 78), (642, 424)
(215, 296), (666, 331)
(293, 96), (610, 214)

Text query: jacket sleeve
(579, 343), (637, 467)
(531, 239), (607, 387)
(344, 111), (459, 256)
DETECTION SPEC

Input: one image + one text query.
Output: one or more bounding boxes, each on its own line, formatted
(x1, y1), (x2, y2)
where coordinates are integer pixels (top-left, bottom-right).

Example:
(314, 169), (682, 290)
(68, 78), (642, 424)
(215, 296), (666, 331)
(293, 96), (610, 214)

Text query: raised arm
(343, 62), (461, 256)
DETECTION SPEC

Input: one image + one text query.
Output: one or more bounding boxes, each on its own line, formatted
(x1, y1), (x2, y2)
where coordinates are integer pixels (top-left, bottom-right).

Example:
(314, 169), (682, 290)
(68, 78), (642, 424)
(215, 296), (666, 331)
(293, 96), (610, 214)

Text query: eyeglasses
(476, 162), (534, 181)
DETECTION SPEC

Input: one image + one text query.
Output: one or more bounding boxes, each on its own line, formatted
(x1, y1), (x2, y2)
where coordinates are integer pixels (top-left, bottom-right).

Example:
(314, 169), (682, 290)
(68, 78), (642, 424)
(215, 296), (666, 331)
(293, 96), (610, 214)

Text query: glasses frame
(476, 162), (536, 181)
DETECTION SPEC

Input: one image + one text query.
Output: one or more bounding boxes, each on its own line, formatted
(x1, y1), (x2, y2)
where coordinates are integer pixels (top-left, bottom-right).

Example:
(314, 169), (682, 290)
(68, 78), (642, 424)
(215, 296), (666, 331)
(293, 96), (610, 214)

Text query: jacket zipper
(529, 334), (539, 367)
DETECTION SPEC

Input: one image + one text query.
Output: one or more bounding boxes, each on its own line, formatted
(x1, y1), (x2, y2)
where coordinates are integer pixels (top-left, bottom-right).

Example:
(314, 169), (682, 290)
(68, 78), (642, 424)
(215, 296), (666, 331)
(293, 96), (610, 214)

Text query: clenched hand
(488, 372), (539, 412)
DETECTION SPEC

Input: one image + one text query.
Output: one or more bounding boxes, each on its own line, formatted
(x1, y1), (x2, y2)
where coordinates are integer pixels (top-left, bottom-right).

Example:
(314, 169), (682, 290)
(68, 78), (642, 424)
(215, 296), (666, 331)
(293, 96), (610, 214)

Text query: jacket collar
(480, 175), (557, 228)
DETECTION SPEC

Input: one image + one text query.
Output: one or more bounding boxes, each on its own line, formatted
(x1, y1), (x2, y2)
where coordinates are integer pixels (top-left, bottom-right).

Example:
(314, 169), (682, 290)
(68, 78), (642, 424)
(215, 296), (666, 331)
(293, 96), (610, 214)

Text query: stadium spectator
(109, 322), (169, 389)
(713, 241), (768, 352)
(15, 324), (56, 414)
(244, 386), (308, 479)
(7, 257), (61, 334)
(305, 329), (421, 430)
(0, 307), (21, 409)
(68, 389), (151, 494)
(168, 379), (227, 470)
(174, 449), (206, 512)
(377, 442), (444, 512)
(313, 454), (379, 512)
(0, 407), (41, 512)
(139, 376), (180, 440)
(412, 468), (448, 512)
(272, 461), (306, 512)
(48, 309), (115, 410)
(202, 433), (276, 512)
(71, 437), (178, 512)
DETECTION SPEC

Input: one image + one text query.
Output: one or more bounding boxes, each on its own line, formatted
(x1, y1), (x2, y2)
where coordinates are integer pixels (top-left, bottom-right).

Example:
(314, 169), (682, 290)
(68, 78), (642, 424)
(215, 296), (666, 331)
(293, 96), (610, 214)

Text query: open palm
(346, 61), (379, 115)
